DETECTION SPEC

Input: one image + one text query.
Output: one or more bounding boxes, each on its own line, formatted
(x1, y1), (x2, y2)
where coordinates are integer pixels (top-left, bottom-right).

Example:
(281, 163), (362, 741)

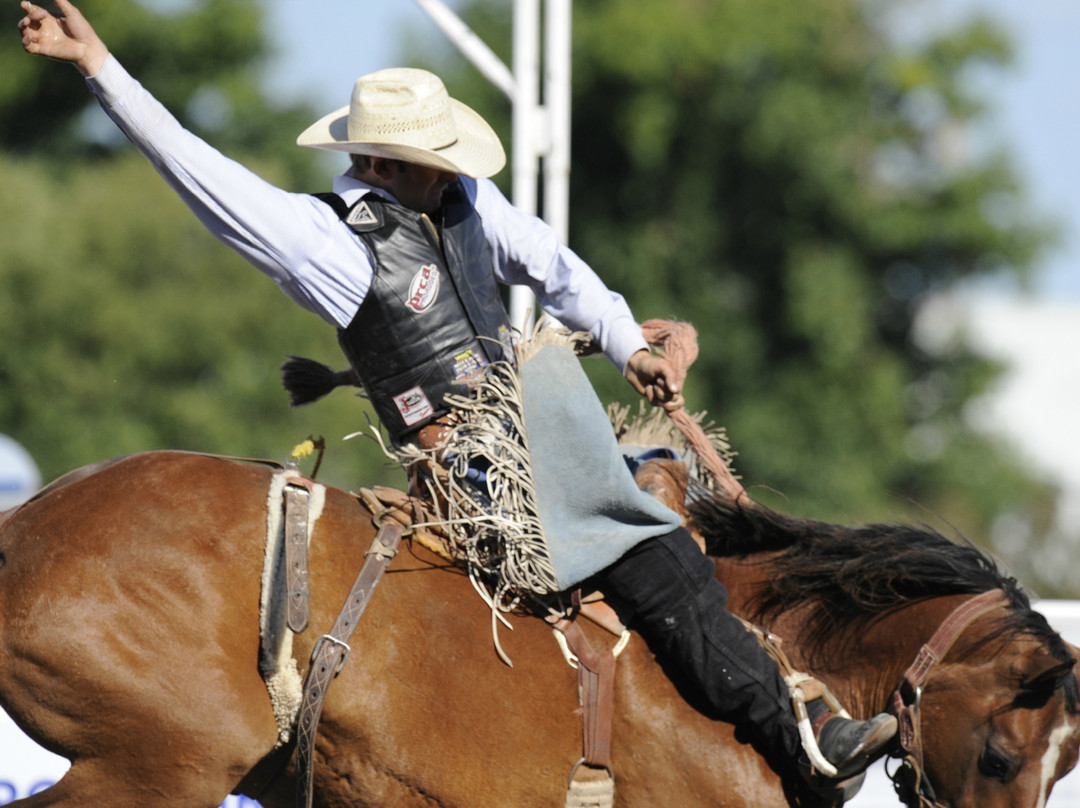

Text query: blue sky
(920, 0), (1080, 300)
(261, 0), (1078, 301)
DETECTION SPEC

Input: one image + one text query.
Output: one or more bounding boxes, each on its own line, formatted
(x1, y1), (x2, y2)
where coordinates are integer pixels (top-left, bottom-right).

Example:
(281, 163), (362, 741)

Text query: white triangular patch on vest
(346, 200), (379, 227)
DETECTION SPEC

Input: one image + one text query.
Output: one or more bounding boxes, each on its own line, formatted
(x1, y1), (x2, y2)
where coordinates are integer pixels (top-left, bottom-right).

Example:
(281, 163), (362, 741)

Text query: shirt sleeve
(467, 178), (648, 372)
(85, 55), (372, 329)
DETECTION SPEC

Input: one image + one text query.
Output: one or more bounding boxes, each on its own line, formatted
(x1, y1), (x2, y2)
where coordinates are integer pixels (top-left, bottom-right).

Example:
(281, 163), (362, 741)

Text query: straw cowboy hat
(297, 67), (506, 179)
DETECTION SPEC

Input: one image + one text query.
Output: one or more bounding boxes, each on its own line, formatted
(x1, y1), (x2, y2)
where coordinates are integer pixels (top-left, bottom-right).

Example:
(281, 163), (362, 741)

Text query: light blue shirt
(87, 55), (649, 372)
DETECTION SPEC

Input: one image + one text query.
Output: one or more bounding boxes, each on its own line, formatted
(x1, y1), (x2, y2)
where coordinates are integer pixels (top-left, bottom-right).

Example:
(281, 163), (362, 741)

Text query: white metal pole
(509, 0), (541, 333)
(411, 0), (515, 99)
(544, 0), (571, 245)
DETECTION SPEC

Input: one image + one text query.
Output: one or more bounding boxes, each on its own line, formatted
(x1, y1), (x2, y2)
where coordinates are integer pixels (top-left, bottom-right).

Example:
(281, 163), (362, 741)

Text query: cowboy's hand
(19, 0), (107, 77)
(624, 349), (685, 412)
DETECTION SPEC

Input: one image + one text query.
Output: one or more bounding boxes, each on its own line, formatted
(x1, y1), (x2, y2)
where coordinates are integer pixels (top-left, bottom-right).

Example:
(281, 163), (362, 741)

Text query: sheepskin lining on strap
(260, 470), (326, 744)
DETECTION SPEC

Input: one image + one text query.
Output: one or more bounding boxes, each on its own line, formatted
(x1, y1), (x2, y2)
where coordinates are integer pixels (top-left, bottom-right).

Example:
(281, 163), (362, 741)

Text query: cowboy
(18, 0), (897, 797)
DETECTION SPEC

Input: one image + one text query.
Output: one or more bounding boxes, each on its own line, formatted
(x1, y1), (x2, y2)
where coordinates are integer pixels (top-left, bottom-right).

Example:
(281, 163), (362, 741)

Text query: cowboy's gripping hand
(19, 0), (108, 77)
(624, 349), (685, 412)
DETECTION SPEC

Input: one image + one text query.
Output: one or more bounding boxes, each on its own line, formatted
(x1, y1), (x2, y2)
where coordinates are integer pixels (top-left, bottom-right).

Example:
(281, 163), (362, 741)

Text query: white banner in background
(2, 602), (1079, 806)
(0, 435), (39, 511)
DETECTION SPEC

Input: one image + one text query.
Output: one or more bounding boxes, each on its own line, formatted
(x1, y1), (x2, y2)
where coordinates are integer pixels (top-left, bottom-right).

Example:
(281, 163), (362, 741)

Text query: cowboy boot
(809, 700), (898, 779)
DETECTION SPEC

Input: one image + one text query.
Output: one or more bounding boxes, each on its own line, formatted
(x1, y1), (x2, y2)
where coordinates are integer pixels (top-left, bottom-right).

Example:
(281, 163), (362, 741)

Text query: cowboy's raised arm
(19, 0), (107, 77)
(15, 0), (376, 331)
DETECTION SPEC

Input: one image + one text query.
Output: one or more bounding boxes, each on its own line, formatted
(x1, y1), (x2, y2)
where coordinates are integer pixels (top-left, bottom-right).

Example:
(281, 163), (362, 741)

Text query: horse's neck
(823, 594), (981, 714)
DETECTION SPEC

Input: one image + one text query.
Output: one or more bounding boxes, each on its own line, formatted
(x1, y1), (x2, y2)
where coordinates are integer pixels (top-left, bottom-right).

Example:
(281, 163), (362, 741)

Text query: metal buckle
(567, 757), (614, 785)
(311, 634), (352, 676)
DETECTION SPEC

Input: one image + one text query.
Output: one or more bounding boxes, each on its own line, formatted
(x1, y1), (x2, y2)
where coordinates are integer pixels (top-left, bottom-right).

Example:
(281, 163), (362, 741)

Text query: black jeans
(599, 527), (801, 762)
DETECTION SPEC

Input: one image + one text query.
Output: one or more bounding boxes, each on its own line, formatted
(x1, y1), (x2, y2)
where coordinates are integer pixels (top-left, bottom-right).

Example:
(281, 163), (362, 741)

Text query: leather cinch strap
(295, 522), (404, 808)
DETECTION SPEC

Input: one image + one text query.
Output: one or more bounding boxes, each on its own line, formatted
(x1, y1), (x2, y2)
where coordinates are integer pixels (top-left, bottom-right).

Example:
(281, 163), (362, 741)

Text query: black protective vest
(320, 186), (514, 442)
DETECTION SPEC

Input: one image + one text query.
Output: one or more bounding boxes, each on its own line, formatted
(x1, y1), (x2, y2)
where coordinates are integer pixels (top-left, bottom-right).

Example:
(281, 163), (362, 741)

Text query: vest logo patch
(392, 385), (435, 426)
(406, 264), (440, 313)
(346, 200), (379, 227)
(452, 349), (488, 387)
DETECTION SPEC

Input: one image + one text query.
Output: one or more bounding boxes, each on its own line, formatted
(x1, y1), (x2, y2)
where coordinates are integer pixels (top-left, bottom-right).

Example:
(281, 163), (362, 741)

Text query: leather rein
(887, 589), (1011, 807)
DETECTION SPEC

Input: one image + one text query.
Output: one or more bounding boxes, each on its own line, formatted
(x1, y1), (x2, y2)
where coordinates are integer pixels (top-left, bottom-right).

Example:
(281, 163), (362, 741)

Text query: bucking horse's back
(2, 450), (1077, 808)
(0, 451), (764, 808)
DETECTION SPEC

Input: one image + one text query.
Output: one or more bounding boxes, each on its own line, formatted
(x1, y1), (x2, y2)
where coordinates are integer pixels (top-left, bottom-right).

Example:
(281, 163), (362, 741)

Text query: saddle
(357, 483), (628, 635)
(356, 483), (457, 562)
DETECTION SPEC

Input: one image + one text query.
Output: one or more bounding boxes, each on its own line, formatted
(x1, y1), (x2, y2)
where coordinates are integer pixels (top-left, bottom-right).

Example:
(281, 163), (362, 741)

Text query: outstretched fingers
(18, 0), (107, 76)
(18, 1), (51, 35)
(19, 1), (69, 54)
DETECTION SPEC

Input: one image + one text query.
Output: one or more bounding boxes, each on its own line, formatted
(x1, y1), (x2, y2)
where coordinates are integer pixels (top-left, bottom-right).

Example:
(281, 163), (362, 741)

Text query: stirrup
(739, 618), (852, 779)
(788, 673), (851, 778)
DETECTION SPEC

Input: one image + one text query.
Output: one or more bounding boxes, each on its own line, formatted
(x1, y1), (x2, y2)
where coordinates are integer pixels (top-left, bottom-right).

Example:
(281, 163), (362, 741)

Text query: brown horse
(0, 450), (1076, 808)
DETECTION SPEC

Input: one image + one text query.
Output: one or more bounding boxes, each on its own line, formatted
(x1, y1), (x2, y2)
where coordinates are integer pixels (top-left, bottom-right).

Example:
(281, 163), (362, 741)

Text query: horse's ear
(1017, 649), (1076, 693)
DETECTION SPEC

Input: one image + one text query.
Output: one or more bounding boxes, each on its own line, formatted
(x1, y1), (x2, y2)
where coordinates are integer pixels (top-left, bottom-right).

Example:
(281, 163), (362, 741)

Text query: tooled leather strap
(295, 521), (404, 808)
(551, 589), (621, 773)
(284, 482), (312, 633)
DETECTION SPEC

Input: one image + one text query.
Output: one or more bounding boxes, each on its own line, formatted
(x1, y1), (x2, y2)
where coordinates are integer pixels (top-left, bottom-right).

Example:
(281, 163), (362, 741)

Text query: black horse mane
(687, 480), (1078, 712)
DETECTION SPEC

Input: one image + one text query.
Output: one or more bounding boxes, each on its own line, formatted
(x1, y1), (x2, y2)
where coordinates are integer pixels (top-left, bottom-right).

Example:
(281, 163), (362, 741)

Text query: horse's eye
(978, 744), (1018, 783)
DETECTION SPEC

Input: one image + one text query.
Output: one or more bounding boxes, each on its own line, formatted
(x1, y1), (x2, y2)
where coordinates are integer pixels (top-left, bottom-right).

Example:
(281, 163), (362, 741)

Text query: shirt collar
(331, 172), (402, 207)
